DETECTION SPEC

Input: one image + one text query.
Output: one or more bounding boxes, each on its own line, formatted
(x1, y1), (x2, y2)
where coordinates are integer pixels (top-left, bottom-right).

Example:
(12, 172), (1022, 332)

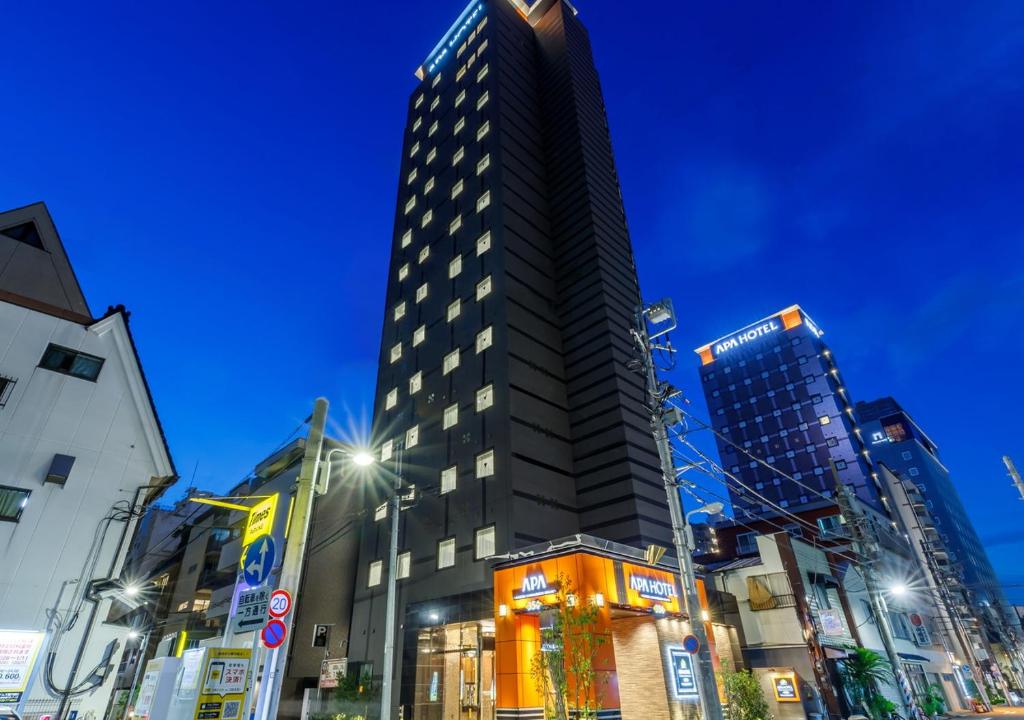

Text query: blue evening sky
(3, 1), (1022, 597)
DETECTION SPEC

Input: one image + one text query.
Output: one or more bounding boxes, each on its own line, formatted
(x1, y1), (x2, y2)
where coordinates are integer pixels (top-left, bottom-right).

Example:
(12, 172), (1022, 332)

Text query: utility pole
(831, 462), (920, 719)
(261, 397), (328, 720)
(1005, 456), (1024, 502)
(380, 442), (404, 720)
(633, 300), (723, 720)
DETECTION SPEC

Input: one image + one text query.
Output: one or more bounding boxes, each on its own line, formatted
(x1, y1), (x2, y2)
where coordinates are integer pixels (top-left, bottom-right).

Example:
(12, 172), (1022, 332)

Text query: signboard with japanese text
(0, 630), (44, 704)
(818, 608), (845, 636)
(319, 658), (347, 689)
(231, 587), (270, 634)
(134, 655), (180, 720)
(192, 648), (250, 720)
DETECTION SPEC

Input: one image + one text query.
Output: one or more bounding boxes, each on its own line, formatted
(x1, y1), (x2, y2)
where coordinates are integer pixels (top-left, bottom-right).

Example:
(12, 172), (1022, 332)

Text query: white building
(0, 202), (175, 719)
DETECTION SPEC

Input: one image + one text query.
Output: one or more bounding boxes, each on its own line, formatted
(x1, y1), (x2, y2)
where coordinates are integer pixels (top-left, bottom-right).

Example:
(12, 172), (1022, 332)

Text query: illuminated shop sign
(422, 1), (485, 76)
(514, 573), (557, 600)
(714, 320), (780, 357)
(668, 648), (698, 698)
(629, 574), (677, 602)
(772, 673), (801, 702)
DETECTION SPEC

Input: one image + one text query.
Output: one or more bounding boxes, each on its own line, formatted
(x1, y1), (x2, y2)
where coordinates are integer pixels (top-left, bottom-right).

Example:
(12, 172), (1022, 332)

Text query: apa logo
(629, 574), (678, 602)
(714, 320), (780, 356)
(514, 572), (557, 599)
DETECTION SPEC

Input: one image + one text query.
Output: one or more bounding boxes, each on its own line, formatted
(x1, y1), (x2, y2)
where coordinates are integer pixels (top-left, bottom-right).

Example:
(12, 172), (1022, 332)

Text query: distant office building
(857, 398), (1022, 667)
(0, 202), (175, 718)
(694, 306), (886, 535)
(350, 1), (673, 718)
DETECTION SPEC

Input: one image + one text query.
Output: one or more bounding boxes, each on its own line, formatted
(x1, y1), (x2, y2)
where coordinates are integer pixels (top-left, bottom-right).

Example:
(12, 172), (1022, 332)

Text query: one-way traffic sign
(242, 535), (276, 587)
(232, 587), (271, 633)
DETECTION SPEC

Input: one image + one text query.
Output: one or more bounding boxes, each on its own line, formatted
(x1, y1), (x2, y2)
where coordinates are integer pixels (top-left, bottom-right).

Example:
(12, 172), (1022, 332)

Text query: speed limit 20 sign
(269, 589), (292, 618)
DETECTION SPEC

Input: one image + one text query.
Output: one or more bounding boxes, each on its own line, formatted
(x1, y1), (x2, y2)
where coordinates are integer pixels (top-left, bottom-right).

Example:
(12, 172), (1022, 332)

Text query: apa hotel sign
(629, 574), (677, 603)
(713, 320), (780, 356)
(514, 573), (557, 600)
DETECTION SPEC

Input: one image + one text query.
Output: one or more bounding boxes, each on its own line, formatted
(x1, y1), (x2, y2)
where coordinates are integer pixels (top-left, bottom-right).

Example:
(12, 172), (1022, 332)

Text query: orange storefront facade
(491, 541), (727, 720)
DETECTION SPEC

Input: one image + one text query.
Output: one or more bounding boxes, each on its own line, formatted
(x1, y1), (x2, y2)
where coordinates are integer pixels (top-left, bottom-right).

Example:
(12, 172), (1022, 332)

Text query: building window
(397, 551), (411, 580)
(455, 89), (466, 107)
(380, 440), (393, 462)
(425, 176), (436, 194)
(476, 449), (494, 478)
(385, 388), (398, 410)
(475, 525), (496, 559)
(476, 384), (493, 411)
(415, 93), (424, 109)
(477, 154), (490, 175)
(432, 72), (442, 87)
(441, 466), (457, 494)
(476, 275), (492, 300)
(477, 121), (490, 141)
(416, 283), (428, 303)
(398, 263), (410, 281)
(736, 532), (759, 555)
(368, 560), (383, 587)
(421, 209), (433, 228)
(443, 349), (460, 375)
(438, 538), (456, 569)
(476, 191), (491, 212)
(452, 179), (464, 199)
(409, 371), (422, 394)
(430, 96), (440, 111)
(453, 146), (465, 165)
(834, 459), (848, 470)
(426, 147), (437, 164)
(428, 120), (439, 137)
(449, 215), (462, 235)
(454, 117), (466, 134)
(456, 64), (467, 82)
(449, 255), (462, 278)
(477, 90), (489, 109)
(413, 325), (426, 347)
(901, 451), (912, 460)
(476, 230), (491, 255)
(39, 345), (104, 382)
(476, 326), (492, 353)
(443, 403), (458, 429)
(477, 64), (489, 82)
(478, 37), (488, 53)
(418, 245), (430, 264)
(819, 415), (831, 425)
(0, 486), (31, 522)
(909, 467), (920, 477)
(406, 425), (419, 448)
(447, 299), (461, 322)
(389, 343), (402, 364)
(393, 302), (406, 321)
(407, 167), (418, 184)
(410, 142), (420, 158)
(401, 229), (412, 248)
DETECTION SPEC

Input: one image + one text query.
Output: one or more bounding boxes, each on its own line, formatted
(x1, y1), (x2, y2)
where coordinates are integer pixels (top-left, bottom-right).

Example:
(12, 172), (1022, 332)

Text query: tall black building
(694, 306), (888, 546)
(347, 1), (671, 716)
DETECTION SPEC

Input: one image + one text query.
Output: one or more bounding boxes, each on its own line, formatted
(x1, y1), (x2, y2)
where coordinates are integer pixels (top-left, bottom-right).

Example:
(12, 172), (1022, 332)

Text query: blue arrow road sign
(242, 534), (276, 587)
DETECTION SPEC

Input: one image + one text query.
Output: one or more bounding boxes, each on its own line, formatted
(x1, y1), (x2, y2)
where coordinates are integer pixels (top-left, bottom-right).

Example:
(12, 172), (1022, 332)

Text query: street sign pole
(260, 398), (328, 720)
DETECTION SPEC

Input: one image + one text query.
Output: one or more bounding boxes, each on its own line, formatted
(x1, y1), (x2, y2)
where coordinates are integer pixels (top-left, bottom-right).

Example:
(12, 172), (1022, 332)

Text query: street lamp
(889, 583), (908, 597)
(686, 502), (724, 522)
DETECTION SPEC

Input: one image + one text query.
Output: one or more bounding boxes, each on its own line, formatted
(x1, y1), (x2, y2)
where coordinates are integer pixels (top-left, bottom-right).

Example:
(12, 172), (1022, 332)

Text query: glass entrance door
(413, 619), (495, 720)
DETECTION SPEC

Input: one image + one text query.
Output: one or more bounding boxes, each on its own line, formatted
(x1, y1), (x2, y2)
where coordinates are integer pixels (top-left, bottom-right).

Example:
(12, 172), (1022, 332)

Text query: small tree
(838, 647), (894, 719)
(530, 574), (606, 720)
(721, 668), (773, 720)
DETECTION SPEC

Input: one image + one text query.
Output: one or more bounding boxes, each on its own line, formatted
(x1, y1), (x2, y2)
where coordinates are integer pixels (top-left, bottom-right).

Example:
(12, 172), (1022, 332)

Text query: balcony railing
(748, 593), (797, 611)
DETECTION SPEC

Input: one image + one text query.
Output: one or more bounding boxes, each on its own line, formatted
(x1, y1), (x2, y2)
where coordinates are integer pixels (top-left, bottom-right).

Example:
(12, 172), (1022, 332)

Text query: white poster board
(135, 655), (181, 720)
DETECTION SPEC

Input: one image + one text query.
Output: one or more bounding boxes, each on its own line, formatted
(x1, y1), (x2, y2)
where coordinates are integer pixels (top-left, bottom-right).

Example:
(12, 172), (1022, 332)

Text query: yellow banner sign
(193, 647), (251, 720)
(243, 494), (278, 547)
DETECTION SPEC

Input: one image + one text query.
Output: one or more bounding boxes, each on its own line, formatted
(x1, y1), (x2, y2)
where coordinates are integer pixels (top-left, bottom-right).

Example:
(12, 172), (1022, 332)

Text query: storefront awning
(898, 653), (930, 663)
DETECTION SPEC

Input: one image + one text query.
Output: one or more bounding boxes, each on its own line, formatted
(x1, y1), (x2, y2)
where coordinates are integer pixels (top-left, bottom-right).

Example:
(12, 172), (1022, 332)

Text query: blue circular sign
(242, 535), (276, 587)
(261, 619), (287, 649)
(683, 634), (700, 654)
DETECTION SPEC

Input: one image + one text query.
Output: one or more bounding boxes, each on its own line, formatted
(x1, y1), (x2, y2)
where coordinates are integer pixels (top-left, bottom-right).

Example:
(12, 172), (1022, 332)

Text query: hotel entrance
(412, 619), (496, 720)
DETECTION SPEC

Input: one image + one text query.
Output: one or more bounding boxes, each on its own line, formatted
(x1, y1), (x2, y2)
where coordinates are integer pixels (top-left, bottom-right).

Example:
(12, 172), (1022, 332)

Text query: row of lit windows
(367, 524), (495, 587)
(398, 225), (492, 286)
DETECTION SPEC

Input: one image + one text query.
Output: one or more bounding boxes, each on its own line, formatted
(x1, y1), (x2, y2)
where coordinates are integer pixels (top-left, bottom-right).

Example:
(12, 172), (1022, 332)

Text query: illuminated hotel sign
(713, 320), (781, 356)
(629, 574), (677, 602)
(695, 305), (821, 366)
(514, 573), (557, 600)
(668, 648), (698, 698)
(420, 1), (485, 76)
